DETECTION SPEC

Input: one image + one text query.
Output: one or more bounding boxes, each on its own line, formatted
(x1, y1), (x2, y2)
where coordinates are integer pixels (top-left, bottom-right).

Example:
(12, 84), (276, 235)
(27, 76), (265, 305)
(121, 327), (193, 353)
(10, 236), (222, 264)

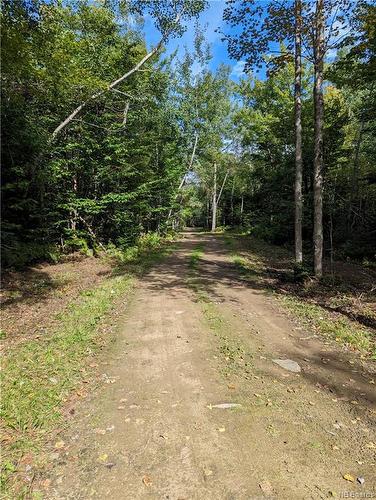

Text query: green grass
(1, 234), (176, 496)
(1, 274), (133, 499)
(186, 245), (205, 295)
(232, 255), (263, 283)
(228, 244), (375, 358)
(1, 275), (132, 435)
(189, 244), (204, 269)
(279, 294), (375, 357)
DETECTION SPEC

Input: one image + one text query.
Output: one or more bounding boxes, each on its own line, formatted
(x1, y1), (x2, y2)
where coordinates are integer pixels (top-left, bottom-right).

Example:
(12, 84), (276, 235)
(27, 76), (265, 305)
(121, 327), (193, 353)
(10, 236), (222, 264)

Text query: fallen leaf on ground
(98, 454), (108, 463)
(343, 474), (355, 482)
(54, 440), (65, 449)
(217, 427), (226, 433)
(142, 475), (152, 486)
(203, 468), (213, 477)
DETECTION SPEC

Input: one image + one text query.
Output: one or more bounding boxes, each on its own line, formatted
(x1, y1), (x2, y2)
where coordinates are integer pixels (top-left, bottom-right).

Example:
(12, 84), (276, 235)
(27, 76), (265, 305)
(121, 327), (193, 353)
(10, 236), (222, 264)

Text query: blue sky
(140, 0), (343, 83)
(142, 0), (251, 82)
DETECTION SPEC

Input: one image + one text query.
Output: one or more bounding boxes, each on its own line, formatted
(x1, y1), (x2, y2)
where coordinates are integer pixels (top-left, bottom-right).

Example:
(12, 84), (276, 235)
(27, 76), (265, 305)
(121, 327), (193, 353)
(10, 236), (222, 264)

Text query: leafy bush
(2, 241), (60, 268)
(137, 232), (162, 251)
(64, 237), (89, 255)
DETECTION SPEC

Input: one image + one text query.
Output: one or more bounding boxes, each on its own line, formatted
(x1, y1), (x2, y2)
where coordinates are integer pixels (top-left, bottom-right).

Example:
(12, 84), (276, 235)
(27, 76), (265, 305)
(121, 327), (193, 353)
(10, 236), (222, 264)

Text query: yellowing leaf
(343, 474), (355, 482)
(98, 453), (108, 463)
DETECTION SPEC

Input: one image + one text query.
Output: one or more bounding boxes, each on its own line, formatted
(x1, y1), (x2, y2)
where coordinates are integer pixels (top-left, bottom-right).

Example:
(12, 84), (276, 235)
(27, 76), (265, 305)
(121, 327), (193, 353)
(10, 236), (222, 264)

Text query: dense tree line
(189, 0), (375, 271)
(1, 0), (375, 273)
(1, 0), (205, 266)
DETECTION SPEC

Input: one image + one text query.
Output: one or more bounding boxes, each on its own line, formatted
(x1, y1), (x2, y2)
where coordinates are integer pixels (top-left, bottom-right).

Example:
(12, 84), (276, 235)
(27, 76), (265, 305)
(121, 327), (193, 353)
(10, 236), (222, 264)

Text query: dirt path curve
(49, 231), (375, 500)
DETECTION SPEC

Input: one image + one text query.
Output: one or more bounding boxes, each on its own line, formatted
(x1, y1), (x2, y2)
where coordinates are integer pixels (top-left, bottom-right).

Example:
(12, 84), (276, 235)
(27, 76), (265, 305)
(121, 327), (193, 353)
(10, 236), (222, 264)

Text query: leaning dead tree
(51, 6), (192, 140)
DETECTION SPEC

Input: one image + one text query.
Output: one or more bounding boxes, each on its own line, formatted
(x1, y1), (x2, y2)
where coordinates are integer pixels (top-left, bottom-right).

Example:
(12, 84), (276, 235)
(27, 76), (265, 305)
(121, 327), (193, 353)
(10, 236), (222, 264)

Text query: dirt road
(48, 231), (375, 499)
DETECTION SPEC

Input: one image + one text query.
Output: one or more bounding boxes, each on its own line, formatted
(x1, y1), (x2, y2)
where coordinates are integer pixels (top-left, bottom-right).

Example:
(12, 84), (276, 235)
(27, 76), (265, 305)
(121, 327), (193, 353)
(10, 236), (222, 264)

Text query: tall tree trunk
(211, 162), (217, 232)
(351, 117), (364, 204)
(122, 101), (130, 126)
(294, 0), (303, 264)
(313, 0), (325, 277)
(70, 175), (78, 232)
(230, 177), (235, 225)
(206, 194), (210, 229)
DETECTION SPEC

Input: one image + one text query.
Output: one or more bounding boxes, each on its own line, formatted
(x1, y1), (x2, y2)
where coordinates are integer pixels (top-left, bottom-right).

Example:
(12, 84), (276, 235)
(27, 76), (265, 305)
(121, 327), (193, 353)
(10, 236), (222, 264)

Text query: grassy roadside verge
(223, 232), (375, 359)
(1, 236), (176, 497)
(279, 294), (374, 353)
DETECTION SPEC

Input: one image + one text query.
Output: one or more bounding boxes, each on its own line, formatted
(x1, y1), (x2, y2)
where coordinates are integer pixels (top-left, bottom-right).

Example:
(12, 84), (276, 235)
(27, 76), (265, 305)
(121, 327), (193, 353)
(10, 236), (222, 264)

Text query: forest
(1, 0), (376, 498)
(2, 0), (375, 274)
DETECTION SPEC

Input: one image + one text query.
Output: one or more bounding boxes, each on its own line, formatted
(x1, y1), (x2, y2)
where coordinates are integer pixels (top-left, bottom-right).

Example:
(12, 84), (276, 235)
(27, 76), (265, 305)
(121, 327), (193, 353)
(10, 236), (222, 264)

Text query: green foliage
(64, 237), (89, 254)
(1, 0), (374, 269)
(1, 0), (195, 268)
(2, 240), (60, 269)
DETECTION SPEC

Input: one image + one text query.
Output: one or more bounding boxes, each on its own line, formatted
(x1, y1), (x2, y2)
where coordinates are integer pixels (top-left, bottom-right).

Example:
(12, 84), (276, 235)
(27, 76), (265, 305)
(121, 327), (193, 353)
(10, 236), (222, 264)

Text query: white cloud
(231, 60), (246, 78)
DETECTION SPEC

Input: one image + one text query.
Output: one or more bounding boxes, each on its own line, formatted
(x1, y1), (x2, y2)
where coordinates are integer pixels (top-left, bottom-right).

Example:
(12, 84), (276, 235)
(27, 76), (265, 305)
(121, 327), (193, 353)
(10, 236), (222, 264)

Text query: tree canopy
(1, 0), (375, 270)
